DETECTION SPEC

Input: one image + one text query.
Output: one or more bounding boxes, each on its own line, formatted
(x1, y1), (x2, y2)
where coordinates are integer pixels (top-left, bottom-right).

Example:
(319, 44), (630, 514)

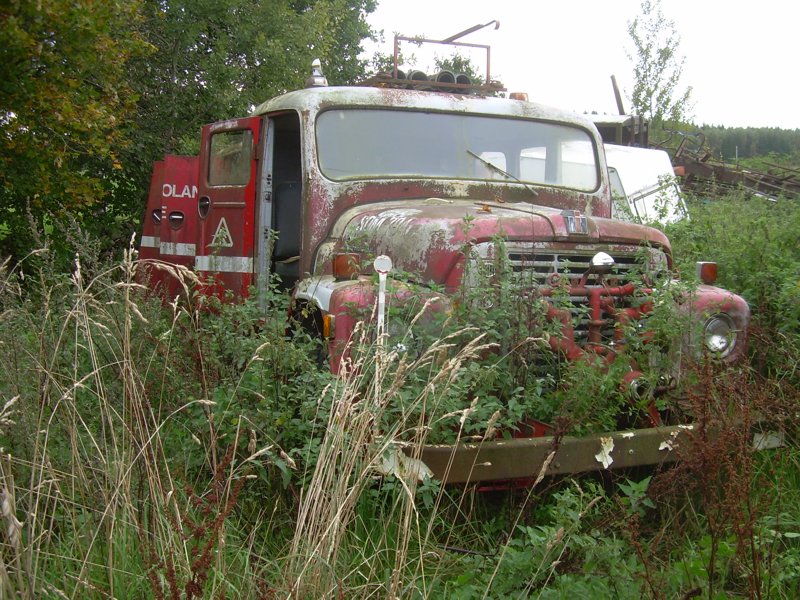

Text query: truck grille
(491, 243), (665, 345)
(505, 244), (645, 287)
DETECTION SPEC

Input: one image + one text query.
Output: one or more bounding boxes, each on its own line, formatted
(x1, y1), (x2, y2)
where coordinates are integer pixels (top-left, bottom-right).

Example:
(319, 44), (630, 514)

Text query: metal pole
(373, 255), (393, 401)
(441, 20), (499, 43)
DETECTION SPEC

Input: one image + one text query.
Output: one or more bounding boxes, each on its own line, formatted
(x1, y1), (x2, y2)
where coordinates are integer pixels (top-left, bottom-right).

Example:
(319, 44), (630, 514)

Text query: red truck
(141, 56), (750, 484)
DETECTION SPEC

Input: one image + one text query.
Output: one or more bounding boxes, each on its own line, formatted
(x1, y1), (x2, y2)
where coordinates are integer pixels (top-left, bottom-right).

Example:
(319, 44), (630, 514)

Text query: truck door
(195, 117), (262, 298)
(254, 112), (303, 304)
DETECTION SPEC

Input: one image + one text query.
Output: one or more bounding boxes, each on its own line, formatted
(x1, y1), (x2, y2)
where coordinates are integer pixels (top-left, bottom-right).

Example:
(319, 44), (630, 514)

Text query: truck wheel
(290, 300), (329, 368)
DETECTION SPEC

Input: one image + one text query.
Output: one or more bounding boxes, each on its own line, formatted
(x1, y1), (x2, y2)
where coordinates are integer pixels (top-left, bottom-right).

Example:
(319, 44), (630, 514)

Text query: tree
(0, 0), (148, 257)
(626, 0), (692, 123)
(128, 0), (375, 159)
(0, 0), (376, 261)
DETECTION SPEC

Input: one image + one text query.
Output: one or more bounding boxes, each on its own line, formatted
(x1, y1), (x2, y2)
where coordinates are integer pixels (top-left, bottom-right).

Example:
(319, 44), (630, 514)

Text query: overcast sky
(363, 0), (800, 130)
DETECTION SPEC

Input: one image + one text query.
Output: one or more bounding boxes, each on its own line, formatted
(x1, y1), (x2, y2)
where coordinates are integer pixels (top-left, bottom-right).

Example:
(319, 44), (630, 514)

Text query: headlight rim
(703, 313), (737, 359)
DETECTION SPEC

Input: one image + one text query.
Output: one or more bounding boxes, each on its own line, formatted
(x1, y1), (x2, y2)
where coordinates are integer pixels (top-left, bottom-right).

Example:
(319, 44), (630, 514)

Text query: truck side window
(208, 129), (253, 186)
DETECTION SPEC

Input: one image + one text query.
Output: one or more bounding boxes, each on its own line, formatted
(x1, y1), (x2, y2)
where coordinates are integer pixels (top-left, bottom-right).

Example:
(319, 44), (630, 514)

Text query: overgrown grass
(0, 192), (798, 598)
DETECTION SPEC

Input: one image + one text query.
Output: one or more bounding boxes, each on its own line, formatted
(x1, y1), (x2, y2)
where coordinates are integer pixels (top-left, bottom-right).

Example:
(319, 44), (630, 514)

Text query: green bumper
(419, 425), (696, 484)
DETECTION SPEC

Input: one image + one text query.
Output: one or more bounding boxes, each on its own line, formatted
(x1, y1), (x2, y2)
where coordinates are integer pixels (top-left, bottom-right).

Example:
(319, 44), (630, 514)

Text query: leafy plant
(618, 476), (656, 518)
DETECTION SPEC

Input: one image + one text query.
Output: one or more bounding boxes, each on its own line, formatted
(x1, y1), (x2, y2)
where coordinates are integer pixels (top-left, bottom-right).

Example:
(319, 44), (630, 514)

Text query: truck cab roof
(252, 85), (604, 133)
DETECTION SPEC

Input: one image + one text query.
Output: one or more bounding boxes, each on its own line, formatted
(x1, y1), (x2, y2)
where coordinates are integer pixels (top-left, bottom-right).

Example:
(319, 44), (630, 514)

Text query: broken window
(209, 129), (253, 186)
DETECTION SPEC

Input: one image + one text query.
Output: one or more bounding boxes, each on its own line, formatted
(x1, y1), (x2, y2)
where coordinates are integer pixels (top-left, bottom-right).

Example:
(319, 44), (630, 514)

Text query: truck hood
(323, 198), (671, 286)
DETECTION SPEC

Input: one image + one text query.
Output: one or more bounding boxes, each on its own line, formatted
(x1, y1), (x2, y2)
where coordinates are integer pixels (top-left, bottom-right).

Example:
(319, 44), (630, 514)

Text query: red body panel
(139, 86), (750, 382)
(138, 161), (164, 289)
(159, 155), (200, 299)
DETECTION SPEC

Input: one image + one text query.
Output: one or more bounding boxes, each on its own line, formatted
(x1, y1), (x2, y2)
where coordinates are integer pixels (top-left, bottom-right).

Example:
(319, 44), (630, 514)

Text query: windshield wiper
(466, 149), (538, 198)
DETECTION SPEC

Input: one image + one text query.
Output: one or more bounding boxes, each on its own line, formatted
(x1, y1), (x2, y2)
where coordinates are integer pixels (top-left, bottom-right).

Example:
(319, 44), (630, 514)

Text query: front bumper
(418, 424), (695, 483)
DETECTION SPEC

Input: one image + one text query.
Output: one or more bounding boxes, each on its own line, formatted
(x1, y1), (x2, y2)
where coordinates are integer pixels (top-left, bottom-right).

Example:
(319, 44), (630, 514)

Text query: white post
(373, 255), (393, 403)
(373, 255), (393, 348)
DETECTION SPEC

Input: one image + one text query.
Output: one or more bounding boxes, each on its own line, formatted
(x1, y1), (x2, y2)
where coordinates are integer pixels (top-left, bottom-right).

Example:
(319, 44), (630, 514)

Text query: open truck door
(195, 117), (262, 298)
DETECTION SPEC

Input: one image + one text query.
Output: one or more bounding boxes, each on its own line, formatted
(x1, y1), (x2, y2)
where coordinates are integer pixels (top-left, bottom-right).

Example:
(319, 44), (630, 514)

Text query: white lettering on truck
(162, 184), (198, 199)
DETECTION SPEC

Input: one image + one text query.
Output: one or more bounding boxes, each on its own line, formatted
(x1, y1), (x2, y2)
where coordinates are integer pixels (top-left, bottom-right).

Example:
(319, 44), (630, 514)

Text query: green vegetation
(668, 193), (800, 375)
(2, 2), (799, 597)
(626, 0), (693, 124)
(1, 192), (798, 598)
(701, 126), (800, 164)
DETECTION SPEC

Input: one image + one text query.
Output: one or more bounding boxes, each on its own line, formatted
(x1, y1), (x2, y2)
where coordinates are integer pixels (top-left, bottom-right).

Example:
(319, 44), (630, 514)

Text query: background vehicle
(605, 144), (687, 224)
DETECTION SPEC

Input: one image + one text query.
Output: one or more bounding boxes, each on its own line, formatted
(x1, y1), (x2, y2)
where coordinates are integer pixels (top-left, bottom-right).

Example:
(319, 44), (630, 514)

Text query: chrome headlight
(704, 314), (737, 358)
(463, 242), (498, 307)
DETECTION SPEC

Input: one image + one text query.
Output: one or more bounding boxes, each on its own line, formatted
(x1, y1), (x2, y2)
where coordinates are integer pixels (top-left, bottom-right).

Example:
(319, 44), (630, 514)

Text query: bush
(667, 192), (800, 380)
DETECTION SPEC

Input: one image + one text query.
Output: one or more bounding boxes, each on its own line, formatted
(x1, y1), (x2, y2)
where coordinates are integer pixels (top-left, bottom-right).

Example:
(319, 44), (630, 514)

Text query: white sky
(363, 0), (800, 130)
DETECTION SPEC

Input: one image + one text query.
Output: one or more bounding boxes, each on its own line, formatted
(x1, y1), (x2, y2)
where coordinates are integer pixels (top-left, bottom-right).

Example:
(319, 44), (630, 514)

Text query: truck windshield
(316, 109), (598, 192)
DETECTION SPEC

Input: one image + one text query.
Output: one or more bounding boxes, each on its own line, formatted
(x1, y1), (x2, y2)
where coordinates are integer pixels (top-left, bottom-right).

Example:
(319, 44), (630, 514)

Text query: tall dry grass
(276, 304), (573, 598)
(0, 241), (281, 598)
(279, 308), (494, 597)
(1, 217), (796, 598)
(1, 242), (529, 598)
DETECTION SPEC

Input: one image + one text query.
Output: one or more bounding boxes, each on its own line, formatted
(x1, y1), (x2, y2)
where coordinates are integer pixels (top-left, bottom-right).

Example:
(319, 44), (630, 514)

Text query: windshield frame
(314, 107), (601, 193)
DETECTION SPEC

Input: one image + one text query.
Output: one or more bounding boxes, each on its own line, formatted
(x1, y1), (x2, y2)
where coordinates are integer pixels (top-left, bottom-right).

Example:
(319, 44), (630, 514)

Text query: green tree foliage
(626, 0), (692, 123)
(0, 0), (376, 261)
(701, 125), (800, 163)
(129, 0), (375, 157)
(0, 0), (149, 256)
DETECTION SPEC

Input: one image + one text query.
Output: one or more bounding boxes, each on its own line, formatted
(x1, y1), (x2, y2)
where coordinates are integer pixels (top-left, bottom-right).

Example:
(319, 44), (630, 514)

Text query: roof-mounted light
(306, 59), (328, 88)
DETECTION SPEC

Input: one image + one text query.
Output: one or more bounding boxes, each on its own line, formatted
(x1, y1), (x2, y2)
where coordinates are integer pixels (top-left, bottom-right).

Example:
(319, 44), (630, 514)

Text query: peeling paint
(252, 86), (606, 130)
(376, 447), (434, 482)
(295, 275), (356, 311)
(595, 436), (615, 468)
(621, 432), (635, 439)
(209, 119), (242, 132)
(356, 208), (422, 237)
(275, 84), (617, 262)
(659, 429), (683, 452)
